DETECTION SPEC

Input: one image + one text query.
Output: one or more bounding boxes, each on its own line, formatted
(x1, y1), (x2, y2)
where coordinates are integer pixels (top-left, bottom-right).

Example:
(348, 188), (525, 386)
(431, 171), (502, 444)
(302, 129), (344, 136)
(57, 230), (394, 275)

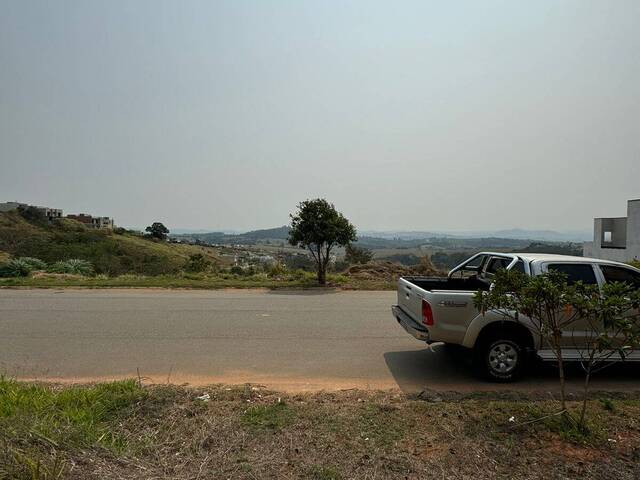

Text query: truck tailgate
(396, 277), (481, 344)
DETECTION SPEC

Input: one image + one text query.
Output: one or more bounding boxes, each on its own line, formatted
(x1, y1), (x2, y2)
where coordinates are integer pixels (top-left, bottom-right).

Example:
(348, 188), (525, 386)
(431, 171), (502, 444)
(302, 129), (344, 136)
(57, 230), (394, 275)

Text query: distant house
(0, 201), (63, 221)
(66, 213), (114, 230)
(583, 199), (640, 262)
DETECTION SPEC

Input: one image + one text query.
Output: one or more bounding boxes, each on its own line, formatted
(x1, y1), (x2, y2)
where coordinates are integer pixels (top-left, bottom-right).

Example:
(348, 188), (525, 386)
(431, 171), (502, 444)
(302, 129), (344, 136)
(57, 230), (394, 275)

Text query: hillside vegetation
(0, 211), (219, 275)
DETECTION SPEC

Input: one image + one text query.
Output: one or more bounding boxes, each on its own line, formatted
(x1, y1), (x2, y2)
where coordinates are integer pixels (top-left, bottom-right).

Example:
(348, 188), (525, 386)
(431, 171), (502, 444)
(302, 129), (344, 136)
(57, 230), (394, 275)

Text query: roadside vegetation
(1, 379), (639, 479)
(475, 269), (640, 433)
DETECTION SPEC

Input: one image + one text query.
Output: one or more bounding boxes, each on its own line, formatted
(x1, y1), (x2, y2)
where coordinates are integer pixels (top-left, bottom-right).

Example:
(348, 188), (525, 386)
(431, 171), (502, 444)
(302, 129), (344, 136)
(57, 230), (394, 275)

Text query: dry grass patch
(1, 381), (639, 479)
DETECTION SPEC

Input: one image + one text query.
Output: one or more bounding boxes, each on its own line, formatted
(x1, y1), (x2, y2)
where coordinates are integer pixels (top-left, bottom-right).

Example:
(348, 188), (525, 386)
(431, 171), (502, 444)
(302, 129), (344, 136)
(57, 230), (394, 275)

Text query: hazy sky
(1, 1), (638, 232)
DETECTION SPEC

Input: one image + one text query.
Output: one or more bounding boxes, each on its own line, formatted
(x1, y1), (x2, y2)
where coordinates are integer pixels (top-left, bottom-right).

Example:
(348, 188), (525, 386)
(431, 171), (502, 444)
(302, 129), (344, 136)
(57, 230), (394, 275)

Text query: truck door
(543, 262), (601, 350)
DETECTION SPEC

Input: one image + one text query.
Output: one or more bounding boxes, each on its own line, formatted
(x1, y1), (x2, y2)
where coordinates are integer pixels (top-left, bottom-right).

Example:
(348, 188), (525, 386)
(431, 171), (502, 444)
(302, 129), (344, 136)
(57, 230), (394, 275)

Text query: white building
(0, 201), (62, 220)
(583, 199), (640, 262)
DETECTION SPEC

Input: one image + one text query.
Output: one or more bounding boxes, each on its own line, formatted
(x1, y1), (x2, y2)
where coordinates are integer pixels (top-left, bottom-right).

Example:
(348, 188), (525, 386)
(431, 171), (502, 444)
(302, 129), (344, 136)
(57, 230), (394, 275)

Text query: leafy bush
(17, 257), (47, 271)
(47, 259), (94, 276)
(0, 257), (48, 277)
(184, 253), (212, 273)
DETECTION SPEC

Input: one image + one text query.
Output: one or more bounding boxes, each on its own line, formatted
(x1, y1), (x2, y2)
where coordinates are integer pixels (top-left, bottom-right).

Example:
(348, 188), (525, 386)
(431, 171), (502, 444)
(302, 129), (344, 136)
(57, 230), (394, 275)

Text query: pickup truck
(392, 252), (640, 381)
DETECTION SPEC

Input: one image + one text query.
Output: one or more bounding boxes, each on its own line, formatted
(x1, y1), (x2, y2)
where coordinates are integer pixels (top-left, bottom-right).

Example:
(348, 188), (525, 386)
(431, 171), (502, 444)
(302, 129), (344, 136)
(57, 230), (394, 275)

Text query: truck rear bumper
(392, 305), (431, 342)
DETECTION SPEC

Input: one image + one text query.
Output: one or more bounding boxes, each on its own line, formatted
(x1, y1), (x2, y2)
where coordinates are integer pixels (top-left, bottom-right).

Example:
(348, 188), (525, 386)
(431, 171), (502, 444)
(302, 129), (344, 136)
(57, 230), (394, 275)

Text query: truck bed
(401, 276), (490, 292)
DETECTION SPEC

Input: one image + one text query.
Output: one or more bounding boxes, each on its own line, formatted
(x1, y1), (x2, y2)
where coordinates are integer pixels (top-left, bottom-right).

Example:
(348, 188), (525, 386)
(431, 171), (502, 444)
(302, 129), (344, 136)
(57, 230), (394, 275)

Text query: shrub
(0, 258), (34, 277)
(267, 262), (288, 277)
(47, 259), (94, 276)
(17, 257), (47, 271)
(184, 253), (211, 273)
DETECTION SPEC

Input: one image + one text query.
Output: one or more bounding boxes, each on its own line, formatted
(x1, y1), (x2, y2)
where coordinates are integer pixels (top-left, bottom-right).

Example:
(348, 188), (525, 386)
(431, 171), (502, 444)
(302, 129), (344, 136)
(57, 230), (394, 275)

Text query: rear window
(547, 263), (598, 285)
(600, 265), (640, 288)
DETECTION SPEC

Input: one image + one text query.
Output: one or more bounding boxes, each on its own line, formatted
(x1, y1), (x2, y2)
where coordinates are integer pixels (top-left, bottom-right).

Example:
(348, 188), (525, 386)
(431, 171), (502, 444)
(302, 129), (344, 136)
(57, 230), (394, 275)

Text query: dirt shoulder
(2, 380), (639, 479)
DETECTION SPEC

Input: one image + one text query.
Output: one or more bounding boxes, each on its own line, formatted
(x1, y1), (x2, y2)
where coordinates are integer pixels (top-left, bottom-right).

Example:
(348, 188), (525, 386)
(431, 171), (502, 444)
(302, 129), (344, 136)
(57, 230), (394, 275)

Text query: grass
(2, 381), (638, 479)
(241, 401), (295, 430)
(0, 271), (395, 290)
(0, 211), (220, 276)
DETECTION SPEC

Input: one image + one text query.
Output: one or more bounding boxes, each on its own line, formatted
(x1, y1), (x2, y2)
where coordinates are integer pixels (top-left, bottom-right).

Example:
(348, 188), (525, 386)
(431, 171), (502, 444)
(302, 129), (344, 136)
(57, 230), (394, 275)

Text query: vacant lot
(1, 380), (639, 479)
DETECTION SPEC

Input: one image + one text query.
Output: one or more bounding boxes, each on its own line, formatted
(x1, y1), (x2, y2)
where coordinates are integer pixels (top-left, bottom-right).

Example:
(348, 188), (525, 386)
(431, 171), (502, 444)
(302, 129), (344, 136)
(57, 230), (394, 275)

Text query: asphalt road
(1, 289), (639, 393)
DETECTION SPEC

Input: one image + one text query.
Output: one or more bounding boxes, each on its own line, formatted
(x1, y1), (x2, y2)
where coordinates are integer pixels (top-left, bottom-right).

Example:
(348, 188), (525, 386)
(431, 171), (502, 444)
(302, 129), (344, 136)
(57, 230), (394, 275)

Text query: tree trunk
(317, 266), (326, 285)
(553, 331), (567, 412)
(579, 350), (596, 430)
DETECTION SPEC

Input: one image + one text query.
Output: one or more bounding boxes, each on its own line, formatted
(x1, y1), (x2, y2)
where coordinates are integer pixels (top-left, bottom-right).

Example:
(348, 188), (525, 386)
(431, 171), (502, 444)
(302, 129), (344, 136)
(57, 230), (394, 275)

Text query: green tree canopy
(145, 222), (169, 240)
(288, 199), (356, 285)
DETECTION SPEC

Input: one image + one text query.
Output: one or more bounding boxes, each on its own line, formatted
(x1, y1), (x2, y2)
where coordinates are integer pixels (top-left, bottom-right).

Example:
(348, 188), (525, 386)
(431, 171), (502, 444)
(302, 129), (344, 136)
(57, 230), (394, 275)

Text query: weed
(241, 402), (294, 430)
(0, 378), (146, 450)
(309, 465), (342, 480)
(599, 398), (616, 412)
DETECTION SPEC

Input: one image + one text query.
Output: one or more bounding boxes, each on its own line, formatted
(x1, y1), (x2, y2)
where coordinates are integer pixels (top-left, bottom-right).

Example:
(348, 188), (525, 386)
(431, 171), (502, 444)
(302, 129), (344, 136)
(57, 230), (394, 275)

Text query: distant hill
(172, 224), (589, 249)
(0, 211), (219, 275)
(172, 226), (291, 245)
(361, 229), (591, 242)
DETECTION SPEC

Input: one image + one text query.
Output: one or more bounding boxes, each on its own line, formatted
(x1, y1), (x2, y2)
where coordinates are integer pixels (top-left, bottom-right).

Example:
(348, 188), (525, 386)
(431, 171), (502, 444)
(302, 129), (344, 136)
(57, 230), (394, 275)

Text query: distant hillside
(0, 211), (219, 275)
(173, 226), (290, 245)
(360, 229), (591, 242)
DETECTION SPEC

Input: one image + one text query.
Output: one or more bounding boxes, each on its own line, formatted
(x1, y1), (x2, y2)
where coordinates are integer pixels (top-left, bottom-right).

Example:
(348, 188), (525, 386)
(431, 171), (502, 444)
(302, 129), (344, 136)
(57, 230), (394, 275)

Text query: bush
(17, 257), (47, 271)
(47, 259), (94, 276)
(0, 258), (34, 277)
(184, 253), (212, 273)
(267, 262), (288, 277)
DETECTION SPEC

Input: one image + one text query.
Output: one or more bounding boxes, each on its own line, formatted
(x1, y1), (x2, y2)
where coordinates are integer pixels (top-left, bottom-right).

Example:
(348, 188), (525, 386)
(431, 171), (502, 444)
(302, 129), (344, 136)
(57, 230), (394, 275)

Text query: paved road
(1, 289), (639, 393)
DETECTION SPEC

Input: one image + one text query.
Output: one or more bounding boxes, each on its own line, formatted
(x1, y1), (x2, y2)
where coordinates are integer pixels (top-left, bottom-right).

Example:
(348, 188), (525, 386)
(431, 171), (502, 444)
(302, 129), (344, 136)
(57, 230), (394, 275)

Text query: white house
(583, 199), (640, 262)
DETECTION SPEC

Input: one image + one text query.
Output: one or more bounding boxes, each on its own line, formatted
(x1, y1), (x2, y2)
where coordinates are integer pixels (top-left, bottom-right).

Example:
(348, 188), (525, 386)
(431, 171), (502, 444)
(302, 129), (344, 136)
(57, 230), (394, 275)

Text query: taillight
(421, 299), (434, 326)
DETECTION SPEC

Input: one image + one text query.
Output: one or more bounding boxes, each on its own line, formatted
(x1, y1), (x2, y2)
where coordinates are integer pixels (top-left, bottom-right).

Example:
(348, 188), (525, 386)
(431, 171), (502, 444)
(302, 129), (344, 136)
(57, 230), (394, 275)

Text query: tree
(474, 269), (640, 430)
(569, 281), (640, 428)
(288, 199), (356, 285)
(344, 244), (373, 265)
(474, 270), (584, 412)
(145, 222), (169, 240)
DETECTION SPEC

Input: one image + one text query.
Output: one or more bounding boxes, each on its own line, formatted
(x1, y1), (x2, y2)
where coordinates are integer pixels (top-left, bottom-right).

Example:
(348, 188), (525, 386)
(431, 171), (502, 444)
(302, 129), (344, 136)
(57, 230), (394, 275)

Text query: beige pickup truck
(392, 252), (640, 381)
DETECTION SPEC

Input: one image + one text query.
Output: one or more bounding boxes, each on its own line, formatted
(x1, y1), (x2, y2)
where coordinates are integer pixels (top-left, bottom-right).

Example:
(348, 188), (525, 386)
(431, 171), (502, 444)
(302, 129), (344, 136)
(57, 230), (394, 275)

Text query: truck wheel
(475, 337), (524, 382)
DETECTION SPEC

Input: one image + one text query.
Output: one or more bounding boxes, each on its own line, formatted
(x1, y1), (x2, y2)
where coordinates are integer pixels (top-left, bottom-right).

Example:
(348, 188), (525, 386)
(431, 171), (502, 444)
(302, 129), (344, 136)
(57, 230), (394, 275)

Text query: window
(510, 260), (526, 273)
(600, 265), (640, 289)
(466, 255), (487, 269)
(603, 231), (612, 243)
(485, 257), (511, 275)
(547, 263), (598, 285)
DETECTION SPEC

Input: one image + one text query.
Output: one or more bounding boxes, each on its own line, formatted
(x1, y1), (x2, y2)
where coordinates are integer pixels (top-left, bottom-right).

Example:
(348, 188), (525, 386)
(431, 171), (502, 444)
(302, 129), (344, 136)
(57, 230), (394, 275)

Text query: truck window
(466, 255), (487, 269)
(485, 257), (511, 275)
(600, 265), (640, 288)
(510, 260), (525, 273)
(547, 263), (598, 285)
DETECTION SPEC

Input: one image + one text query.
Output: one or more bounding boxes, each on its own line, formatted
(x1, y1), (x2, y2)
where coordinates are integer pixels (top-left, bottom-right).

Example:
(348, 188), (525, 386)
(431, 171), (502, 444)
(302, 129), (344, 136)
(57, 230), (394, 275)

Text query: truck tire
(475, 336), (525, 382)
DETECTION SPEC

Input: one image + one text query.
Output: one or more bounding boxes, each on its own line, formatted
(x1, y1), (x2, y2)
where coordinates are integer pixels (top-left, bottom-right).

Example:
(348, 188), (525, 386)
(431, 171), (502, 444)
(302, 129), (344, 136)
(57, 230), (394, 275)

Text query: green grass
(308, 465), (342, 480)
(0, 272), (395, 290)
(0, 378), (146, 450)
(241, 402), (295, 430)
(0, 211), (219, 276)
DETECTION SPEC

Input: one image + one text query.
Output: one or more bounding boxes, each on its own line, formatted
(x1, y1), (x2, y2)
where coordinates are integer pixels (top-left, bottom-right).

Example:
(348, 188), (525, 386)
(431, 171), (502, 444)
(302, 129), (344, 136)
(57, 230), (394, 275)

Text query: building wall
(584, 199), (640, 262)
(626, 199), (640, 261)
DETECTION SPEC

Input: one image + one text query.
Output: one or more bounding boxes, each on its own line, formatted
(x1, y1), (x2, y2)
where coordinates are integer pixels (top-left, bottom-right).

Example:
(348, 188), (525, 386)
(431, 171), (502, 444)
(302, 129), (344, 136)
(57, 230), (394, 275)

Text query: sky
(1, 0), (639, 233)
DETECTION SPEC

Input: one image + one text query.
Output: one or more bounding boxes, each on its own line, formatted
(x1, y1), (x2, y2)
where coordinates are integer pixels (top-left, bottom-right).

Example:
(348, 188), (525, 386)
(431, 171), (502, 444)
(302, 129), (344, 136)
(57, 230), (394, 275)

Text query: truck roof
(485, 252), (635, 268)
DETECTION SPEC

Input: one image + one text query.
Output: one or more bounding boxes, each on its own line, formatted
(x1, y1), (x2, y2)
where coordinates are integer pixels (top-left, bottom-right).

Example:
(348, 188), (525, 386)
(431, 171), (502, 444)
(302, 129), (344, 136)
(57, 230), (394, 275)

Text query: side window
(485, 257), (511, 276)
(510, 260), (525, 274)
(547, 263), (598, 285)
(600, 265), (640, 288)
